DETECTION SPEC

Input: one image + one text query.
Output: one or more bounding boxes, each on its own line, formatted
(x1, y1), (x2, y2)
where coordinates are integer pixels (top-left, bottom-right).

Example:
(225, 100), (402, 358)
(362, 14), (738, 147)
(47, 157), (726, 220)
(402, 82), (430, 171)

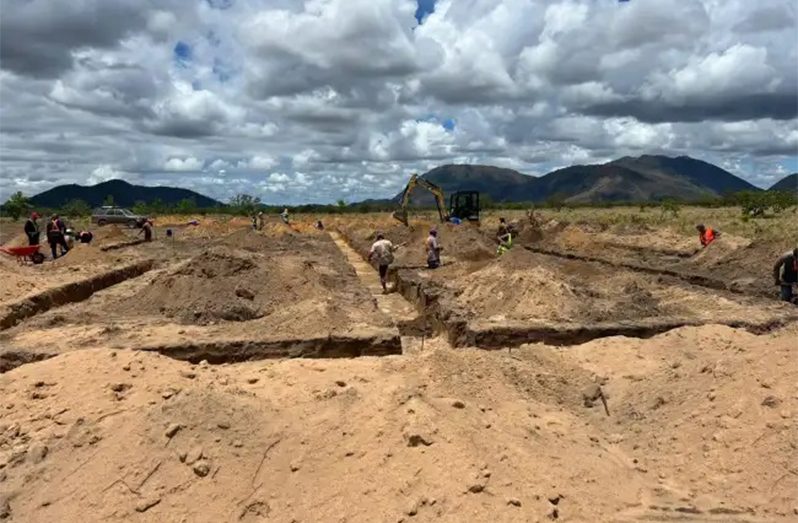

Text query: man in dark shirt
(24, 212), (40, 245)
(773, 248), (798, 303)
(45, 215), (69, 259)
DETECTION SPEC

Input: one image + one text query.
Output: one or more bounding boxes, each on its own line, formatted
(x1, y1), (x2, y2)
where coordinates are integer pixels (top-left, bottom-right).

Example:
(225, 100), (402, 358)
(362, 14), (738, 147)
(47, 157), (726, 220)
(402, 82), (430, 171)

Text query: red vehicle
(0, 245), (45, 264)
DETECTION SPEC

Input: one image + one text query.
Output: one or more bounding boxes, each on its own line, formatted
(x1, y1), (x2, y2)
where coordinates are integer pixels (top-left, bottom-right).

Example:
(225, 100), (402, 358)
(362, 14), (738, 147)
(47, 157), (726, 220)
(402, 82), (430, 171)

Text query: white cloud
(268, 172), (290, 183)
(238, 155), (278, 171)
(88, 164), (123, 184)
(648, 44), (777, 102)
(292, 149), (318, 168)
(164, 156), (203, 172)
(1, 0), (796, 201)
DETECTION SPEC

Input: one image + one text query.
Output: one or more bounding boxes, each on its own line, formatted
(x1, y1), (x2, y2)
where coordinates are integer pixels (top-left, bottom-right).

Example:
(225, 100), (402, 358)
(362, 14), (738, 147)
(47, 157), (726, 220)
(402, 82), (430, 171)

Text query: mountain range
(399, 155), (762, 205)
(22, 156), (793, 208)
(28, 179), (221, 208)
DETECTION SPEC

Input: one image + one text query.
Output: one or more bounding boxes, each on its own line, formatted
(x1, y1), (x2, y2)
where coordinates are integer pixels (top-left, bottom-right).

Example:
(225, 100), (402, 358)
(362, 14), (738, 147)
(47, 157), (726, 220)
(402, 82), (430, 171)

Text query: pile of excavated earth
(1, 215), (797, 522)
(338, 218), (796, 347)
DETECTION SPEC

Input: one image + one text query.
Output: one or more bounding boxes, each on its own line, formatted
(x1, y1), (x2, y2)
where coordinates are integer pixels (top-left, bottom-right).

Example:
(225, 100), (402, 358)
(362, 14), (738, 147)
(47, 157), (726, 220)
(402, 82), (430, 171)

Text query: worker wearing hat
(24, 212), (41, 245)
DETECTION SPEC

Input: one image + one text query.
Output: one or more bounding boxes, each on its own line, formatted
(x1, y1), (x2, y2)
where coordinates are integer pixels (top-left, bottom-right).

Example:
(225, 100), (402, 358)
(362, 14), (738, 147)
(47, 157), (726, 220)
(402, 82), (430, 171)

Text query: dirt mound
(50, 244), (115, 268)
(132, 249), (293, 324)
(128, 237), (374, 330)
(213, 228), (288, 252)
(452, 248), (670, 323)
(94, 225), (131, 246)
(456, 255), (581, 322)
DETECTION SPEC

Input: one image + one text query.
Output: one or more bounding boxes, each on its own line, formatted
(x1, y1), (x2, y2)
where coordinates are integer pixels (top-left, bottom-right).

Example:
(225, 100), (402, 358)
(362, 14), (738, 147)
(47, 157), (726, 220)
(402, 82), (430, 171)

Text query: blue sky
(415, 0), (436, 23)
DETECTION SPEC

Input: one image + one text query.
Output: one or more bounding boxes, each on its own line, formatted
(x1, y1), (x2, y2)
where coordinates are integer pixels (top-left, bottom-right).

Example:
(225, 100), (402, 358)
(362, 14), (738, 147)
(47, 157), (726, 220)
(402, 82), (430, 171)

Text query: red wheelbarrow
(0, 245), (45, 264)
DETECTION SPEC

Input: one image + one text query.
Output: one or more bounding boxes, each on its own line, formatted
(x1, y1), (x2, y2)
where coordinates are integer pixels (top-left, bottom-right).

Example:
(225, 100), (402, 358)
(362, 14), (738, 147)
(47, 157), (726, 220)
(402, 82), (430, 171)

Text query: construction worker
(426, 229), (442, 269)
(257, 211), (265, 230)
(315, 220), (324, 230)
(24, 212), (40, 245)
(78, 230), (94, 244)
(773, 248), (798, 303)
(138, 219), (153, 242)
(45, 215), (69, 259)
(497, 230), (513, 256)
(280, 208), (290, 224)
(368, 232), (397, 293)
(497, 217), (510, 239)
(696, 224), (719, 248)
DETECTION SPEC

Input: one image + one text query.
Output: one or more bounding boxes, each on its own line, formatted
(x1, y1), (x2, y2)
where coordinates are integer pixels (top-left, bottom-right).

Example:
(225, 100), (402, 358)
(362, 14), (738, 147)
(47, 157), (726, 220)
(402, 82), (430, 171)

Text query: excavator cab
(450, 191), (480, 222)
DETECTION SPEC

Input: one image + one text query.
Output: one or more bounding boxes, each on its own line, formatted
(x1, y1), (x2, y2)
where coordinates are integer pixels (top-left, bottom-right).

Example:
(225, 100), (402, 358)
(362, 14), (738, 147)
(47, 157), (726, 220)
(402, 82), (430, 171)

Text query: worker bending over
(696, 224), (719, 247)
(426, 229), (442, 269)
(773, 248), (798, 303)
(368, 232), (397, 293)
(138, 219), (154, 242)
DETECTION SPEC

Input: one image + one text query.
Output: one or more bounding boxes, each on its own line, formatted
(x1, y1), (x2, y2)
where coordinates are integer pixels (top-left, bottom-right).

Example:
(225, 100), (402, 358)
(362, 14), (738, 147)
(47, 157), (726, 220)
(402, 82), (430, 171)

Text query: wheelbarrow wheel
(31, 252), (45, 264)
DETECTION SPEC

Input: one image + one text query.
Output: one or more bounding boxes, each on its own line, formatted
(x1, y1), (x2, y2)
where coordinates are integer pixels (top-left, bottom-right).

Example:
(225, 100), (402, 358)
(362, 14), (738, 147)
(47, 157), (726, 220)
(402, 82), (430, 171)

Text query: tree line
(1, 189), (795, 221)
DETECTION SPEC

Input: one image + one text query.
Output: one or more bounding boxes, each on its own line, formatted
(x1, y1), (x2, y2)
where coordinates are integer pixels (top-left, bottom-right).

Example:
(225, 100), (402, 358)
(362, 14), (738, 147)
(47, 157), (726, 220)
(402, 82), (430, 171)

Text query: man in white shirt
(368, 232), (397, 293)
(426, 229), (442, 269)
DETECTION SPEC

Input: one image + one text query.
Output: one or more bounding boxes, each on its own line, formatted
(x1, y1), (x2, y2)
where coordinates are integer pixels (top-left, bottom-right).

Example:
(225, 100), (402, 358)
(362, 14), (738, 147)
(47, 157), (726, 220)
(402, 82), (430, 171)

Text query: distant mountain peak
(28, 179), (220, 208)
(402, 154), (757, 205)
(769, 173), (797, 192)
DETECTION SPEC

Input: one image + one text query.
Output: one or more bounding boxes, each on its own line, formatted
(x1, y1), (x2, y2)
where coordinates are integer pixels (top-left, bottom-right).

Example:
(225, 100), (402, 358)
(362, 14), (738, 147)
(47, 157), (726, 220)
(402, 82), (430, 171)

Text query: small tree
(132, 200), (148, 216)
(61, 199), (92, 218)
(103, 195), (115, 206)
(228, 194), (261, 216)
(1, 191), (30, 221)
(660, 198), (680, 218)
(545, 193), (567, 211)
(768, 191), (797, 214)
(176, 198), (197, 214)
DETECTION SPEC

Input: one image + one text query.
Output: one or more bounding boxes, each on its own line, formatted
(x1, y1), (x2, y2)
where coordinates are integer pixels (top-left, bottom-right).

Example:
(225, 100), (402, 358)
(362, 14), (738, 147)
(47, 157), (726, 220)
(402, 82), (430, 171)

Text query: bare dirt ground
(1, 211), (797, 522)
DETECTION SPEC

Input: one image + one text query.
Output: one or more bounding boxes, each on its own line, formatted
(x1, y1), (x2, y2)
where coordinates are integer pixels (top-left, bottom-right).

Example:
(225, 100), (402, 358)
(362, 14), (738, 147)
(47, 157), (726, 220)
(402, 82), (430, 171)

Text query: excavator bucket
(392, 209), (409, 226)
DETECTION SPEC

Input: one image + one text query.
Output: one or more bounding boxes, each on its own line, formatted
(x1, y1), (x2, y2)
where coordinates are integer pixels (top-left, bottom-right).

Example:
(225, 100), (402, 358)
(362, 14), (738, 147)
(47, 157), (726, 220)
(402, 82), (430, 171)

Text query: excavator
(392, 173), (480, 226)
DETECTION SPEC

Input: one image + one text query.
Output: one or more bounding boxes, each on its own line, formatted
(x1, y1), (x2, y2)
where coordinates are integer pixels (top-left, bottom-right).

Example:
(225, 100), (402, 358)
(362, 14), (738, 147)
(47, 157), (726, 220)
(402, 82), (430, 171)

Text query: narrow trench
(0, 260), (154, 330)
(328, 231), (429, 354)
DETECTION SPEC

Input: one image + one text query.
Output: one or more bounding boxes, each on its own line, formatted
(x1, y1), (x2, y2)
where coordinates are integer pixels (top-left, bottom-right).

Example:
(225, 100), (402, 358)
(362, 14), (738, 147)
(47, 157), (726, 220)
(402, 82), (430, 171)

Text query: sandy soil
(449, 247), (792, 326)
(1, 324), (796, 522)
(1, 214), (796, 522)
(0, 229), (393, 359)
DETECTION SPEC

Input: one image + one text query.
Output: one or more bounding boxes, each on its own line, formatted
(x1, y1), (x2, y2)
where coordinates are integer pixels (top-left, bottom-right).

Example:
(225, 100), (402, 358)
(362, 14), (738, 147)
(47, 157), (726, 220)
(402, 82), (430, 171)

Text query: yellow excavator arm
(392, 174), (448, 226)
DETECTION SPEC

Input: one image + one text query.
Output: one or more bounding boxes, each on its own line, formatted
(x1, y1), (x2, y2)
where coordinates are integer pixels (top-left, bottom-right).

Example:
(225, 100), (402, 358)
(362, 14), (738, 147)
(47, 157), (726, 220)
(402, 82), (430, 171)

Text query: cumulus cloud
(1, 0), (797, 202)
(164, 157), (203, 172)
